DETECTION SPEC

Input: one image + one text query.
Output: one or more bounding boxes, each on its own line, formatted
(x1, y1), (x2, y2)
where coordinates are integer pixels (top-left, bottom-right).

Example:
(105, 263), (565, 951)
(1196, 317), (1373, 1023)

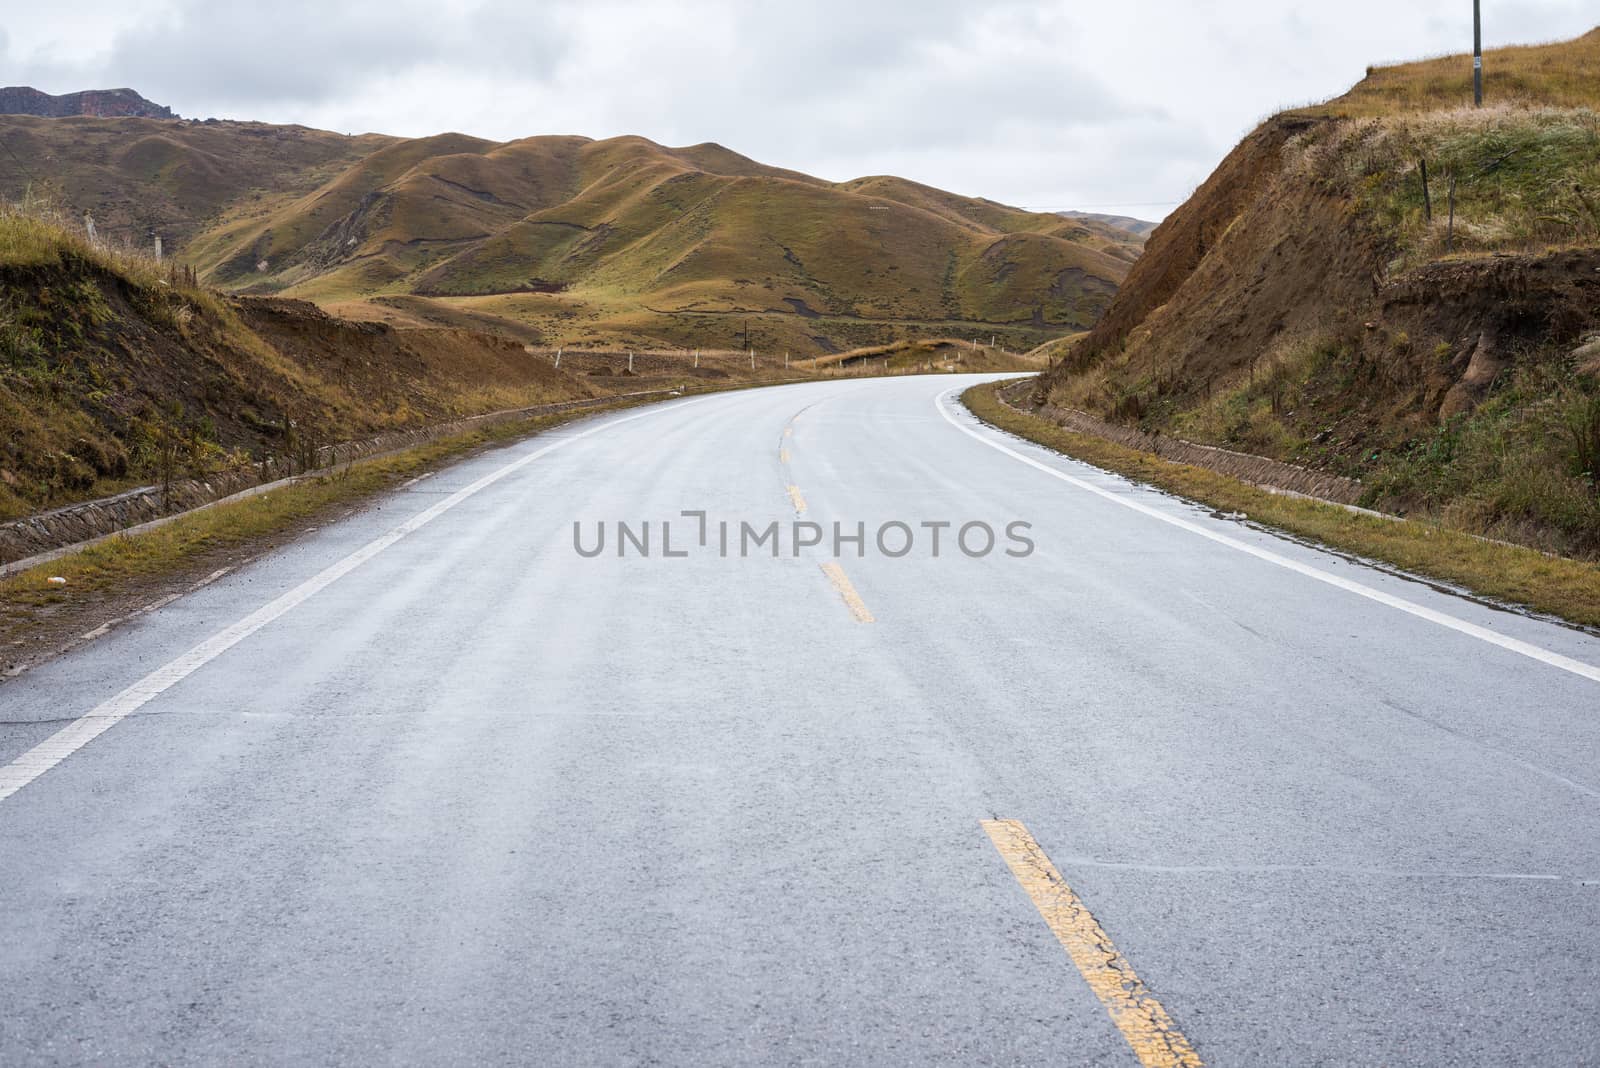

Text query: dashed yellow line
(819, 562), (874, 623)
(787, 484), (807, 513)
(780, 447), (791, 464)
(784, 426), (793, 438)
(982, 819), (1203, 1068)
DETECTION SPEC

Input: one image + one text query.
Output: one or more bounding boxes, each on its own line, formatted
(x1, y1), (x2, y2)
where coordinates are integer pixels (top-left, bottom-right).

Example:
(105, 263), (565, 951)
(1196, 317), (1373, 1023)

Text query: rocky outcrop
(0, 87), (177, 119)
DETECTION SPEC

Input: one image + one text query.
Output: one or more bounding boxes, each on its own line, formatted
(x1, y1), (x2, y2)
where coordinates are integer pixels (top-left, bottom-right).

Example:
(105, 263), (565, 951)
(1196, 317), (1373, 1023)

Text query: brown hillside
(0, 118), (1140, 356)
(210, 133), (1137, 355)
(0, 116), (391, 253)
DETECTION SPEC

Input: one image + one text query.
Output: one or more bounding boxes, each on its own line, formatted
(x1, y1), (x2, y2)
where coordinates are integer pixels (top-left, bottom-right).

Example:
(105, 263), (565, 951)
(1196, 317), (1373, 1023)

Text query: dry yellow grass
(0, 195), (218, 305)
(964, 382), (1600, 629)
(1314, 27), (1600, 117)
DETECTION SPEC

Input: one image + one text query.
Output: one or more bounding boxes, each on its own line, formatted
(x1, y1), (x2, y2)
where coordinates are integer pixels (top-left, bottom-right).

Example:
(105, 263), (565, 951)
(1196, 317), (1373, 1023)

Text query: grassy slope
(1294, 27), (1600, 267)
(1036, 27), (1600, 559)
(0, 207), (597, 519)
(1315, 28), (1600, 117)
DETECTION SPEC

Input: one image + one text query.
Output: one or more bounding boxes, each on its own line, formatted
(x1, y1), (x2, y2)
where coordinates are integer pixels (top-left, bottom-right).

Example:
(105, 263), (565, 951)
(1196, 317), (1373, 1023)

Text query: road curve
(2, 374), (1598, 1065)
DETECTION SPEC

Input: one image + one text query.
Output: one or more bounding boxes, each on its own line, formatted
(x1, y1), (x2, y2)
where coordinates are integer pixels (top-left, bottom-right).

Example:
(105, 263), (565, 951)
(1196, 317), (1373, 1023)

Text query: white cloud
(1, 0), (1593, 220)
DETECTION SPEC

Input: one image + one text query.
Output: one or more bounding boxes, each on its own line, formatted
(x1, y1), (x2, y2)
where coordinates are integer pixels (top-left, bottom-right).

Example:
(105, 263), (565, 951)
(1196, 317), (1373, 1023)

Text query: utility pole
(1473, 0), (1483, 106)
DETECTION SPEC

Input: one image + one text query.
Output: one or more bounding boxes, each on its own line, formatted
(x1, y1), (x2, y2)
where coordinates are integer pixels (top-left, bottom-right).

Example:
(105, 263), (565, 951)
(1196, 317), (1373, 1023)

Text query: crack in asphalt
(1055, 855), (1593, 883)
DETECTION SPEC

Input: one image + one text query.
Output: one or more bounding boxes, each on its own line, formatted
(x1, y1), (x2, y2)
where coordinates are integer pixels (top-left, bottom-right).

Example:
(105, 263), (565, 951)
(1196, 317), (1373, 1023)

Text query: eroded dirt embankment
(1041, 113), (1390, 411)
(1372, 248), (1600, 420)
(1062, 114), (1328, 372)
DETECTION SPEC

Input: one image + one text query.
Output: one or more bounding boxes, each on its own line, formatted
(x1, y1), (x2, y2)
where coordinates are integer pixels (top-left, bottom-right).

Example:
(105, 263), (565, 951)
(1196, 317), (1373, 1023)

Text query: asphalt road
(3, 373), (1599, 1066)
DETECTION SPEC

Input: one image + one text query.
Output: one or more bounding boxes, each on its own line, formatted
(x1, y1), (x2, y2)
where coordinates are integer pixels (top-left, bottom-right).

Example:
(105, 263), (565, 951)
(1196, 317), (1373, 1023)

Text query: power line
(1021, 200), (1182, 211)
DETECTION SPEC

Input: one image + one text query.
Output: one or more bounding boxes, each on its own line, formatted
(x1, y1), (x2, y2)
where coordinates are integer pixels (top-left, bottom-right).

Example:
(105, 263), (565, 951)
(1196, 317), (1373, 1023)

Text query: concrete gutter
(994, 379), (1368, 506)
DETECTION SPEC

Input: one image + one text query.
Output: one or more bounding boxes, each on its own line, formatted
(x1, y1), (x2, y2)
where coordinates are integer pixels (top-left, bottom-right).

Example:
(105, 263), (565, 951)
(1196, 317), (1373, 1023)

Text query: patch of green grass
(1168, 334), (1347, 456)
(1324, 106), (1600, 265)
(964, 381), (1600, 629)
(1364, 353), (1600, 554)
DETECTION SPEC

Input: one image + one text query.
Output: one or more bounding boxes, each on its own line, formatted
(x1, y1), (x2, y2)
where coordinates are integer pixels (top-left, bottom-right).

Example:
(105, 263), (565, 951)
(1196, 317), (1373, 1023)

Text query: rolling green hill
(0, 117), (1140, 355)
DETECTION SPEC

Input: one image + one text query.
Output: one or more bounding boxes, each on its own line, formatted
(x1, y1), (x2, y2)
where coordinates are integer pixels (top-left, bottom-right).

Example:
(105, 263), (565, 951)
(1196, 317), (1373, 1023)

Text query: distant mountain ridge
(0, 87), (176, 120)
(0, 111), (1142, 354)
(1058, 211), (1158, 238)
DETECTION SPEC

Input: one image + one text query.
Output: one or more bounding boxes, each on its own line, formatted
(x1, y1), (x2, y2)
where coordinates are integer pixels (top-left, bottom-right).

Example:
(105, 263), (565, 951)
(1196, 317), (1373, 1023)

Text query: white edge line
(0, 397), (707, 805)
(937, 388), (1600, 685)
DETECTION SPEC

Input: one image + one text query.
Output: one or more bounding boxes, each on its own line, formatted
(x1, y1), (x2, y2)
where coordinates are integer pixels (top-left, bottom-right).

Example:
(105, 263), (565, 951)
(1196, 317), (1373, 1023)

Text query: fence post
(628, 351), (634, 373)
(1446, 173), (1457, 252)
(555, 348), (562, 368)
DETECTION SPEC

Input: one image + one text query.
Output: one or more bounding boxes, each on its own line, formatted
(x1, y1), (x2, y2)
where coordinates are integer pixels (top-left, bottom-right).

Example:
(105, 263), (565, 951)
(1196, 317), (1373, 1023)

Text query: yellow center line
(981, 819), (1203, 1068)
(780, 447), (791, 464)
(784, 426), (793, 438)
(787, 484), (808, 513)
(819, 562), (874, 623)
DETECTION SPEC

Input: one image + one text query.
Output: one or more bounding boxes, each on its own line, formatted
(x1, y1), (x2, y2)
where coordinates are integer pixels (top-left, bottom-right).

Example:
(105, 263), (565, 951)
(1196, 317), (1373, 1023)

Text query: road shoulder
(962, 379), (1600, 631)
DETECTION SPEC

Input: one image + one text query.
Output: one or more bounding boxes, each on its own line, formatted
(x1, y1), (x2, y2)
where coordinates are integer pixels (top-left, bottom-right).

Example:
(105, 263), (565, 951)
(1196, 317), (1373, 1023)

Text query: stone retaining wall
(996, 381), (1366, 506)
(1, 390), (671, 570)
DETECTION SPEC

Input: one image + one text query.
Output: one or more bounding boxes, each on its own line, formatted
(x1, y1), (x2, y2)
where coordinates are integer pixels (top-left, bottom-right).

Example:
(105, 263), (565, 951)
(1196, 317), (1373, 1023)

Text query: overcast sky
(2, 0), (1594, 219)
